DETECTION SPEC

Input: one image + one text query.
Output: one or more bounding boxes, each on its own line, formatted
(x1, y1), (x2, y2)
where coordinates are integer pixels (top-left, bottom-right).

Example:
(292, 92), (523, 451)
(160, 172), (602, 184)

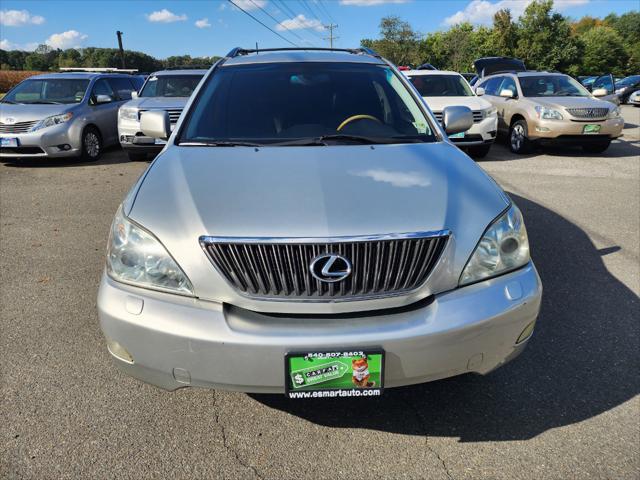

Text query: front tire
(509, 120), (532, 154)
(468, 144), (491, 159)
(81, 127), (102, 161)
(582, 140), (611, 154)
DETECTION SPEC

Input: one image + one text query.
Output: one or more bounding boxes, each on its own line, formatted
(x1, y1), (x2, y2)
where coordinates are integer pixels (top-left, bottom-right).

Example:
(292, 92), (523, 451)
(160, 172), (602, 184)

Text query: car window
(520, 75), (590, 97)
(92, 79), (115, 100)
(480, 76), (503, 96)
(2, 78), (89, 104)
(498, 77), (518, 96)
(179, 62), (436, 145)
(140, 75), (204, 98)
(108, 77), (136, 100)
(407, 74), (473, 97)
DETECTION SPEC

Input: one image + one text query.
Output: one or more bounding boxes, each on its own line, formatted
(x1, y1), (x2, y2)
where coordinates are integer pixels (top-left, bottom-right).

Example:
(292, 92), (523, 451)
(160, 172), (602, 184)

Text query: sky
(0, 0), (638, 59)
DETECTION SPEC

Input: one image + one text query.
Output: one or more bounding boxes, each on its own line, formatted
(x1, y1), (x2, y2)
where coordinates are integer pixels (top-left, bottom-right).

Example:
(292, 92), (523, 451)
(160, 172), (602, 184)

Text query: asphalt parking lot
(1, 105), (638, 479)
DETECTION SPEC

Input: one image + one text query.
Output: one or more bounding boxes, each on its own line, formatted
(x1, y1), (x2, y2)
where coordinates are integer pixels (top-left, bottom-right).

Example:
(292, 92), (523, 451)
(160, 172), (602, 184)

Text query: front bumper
(450, 116), (498, 147)
(98, 262), (542, 393)
(118, 121), (164, 154)
(528, 117), (624, 141)
(0, 123), (81, 159)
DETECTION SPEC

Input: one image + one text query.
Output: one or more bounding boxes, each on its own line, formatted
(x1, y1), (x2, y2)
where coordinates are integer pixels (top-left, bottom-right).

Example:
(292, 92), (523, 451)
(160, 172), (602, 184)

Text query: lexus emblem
(309, 253), (352, 283)
(3, 117), (16, 125)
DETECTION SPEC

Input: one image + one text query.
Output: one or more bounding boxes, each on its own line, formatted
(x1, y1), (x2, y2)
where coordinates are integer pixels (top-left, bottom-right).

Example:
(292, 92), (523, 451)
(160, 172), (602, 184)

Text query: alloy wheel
(511, 124), (525, 151)
(85, 132), (100, 158)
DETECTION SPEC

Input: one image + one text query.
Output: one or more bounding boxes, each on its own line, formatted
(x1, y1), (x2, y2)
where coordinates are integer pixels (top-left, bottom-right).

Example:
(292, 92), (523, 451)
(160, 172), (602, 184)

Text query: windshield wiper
(273, 134), (414, 146)
(179, 140), (264, 147)
(24, 100), (63, 105)
(0, 99), (18, 104)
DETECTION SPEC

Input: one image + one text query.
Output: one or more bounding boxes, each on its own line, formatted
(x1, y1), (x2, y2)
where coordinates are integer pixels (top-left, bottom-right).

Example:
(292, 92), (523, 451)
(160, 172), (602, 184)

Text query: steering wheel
(337, 114), (382, 131)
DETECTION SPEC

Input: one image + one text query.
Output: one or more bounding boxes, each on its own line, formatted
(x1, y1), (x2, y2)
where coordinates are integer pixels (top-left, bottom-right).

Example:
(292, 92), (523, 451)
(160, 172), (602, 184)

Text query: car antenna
(256, 42), (259, 54)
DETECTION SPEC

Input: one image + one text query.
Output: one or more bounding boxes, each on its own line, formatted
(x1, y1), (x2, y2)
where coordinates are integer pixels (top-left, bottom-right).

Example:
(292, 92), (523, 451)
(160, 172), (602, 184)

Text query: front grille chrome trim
(200, 230), (450, 302)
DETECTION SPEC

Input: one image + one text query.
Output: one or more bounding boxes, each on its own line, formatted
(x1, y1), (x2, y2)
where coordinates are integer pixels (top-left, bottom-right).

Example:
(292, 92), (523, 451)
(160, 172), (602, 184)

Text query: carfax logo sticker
(290, 361), (349, 389)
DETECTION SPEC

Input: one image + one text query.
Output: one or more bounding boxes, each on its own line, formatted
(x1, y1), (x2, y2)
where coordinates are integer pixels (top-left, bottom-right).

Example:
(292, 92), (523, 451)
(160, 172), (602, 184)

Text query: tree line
(361, 0), (639, 76)
(0, 45), (220, 72)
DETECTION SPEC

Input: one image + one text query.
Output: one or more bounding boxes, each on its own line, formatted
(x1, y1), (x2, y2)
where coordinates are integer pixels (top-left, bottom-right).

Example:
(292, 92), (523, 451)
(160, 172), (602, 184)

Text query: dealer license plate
(583, 124), (601, 134)
(0, 137), (19, 147)
(285, 350), (384, 399)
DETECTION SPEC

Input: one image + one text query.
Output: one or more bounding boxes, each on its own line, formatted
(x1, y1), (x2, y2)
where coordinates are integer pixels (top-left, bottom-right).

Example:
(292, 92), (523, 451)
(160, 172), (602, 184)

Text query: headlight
(614, 88), (624, 94)
(459, 204), (530, 286)
(119, 107), (139, 122)
(534, 106), (563, 120)
(484, 106), (497, 117)
(106, 206), (194, 296)
(608, 106), (621, 118)
(30, 112), (73, 132)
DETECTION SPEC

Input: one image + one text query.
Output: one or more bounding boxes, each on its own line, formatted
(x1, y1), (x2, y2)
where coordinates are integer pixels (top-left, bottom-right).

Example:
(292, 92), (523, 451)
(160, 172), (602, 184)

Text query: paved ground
(1, 106), (639, 479)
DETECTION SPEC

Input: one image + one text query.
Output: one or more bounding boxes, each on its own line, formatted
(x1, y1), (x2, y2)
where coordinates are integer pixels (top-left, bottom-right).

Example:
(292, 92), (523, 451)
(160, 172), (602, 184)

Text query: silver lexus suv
(98, 48), (542, 398)
(0, 72), (141, 161)
(118, 69), (205, 161)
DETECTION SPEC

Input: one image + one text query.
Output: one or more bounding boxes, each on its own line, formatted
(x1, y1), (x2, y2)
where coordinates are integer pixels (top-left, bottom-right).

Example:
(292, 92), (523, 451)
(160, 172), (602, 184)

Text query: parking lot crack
(212, 391), (265, 480)
(399, 394), (454, 480)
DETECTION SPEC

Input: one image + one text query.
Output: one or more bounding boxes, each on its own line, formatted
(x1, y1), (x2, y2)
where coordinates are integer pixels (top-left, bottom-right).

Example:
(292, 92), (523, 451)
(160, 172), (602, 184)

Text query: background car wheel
(582, 140), (611, 153)
(127, 152), (147, 162)
(81, 127), (102, 161)
(468, 144), (491, 159)
(509, 120), (532, 154)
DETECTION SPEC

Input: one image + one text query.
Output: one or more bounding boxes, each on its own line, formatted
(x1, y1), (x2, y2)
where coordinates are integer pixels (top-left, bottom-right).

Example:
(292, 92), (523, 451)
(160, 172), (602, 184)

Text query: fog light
(535, 126), (550, 133)
(57, 144), (72, 151)
(516, 320), (536, 344)
(106, 339), (134, 363)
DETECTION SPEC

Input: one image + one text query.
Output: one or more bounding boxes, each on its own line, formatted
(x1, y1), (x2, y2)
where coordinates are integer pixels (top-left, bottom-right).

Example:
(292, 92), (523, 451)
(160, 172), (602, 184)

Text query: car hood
(128, 142), (509, 310)
(530, 96), (614, 111)
(124, 97), (188, 110)
(422, 96), (491, 112)
(0, 103), (75, 123)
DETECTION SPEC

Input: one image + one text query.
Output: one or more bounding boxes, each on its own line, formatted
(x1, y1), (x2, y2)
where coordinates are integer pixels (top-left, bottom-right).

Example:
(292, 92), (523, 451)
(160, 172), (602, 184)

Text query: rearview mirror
(499, 89), (515, 98)
(140, 110), (171, 140)
(131, 91), (139, 99)
(592, 88), (608, 97)
(442, 106), (473, 135)
(95, 94), (113, 104)
(475, 87), (485, 96)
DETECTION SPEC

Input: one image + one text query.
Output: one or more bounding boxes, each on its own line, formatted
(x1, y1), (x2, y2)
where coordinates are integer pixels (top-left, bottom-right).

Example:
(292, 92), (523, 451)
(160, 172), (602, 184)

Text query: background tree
(491, 9), (519, 57)
(515, 0), (580, 74)
(361, 15), (421, 65)
(581, 26), (629, 75)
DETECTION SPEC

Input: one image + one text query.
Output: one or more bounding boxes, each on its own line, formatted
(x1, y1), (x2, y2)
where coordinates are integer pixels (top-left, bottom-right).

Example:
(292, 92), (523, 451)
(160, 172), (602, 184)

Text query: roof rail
(161, 65), (211, 71)
(59, 67), (138, 74)
(223, 47), (381, 59)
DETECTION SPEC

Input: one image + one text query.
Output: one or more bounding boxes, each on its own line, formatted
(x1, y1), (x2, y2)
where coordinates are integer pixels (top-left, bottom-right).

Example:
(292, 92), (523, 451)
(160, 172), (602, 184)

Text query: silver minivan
(98, 48), (542, 398)
(0, 72), (141, 161)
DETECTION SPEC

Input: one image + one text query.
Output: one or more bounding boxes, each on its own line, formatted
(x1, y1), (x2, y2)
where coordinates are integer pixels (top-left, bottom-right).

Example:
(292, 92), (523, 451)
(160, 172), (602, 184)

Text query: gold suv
(475, 71), (624, 154)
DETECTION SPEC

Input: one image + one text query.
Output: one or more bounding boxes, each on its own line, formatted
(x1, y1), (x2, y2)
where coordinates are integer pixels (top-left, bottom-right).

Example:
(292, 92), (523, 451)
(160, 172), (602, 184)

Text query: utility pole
(116, 31), (125, 69)
(323, 24), (338, 48)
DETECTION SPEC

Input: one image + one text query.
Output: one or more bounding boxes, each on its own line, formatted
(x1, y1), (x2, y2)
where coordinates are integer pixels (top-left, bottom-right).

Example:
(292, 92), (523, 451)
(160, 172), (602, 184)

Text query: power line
(271, 0), (324, 45)
(318, 0), (336, 24)
(248, 0), (314, 45)
(304, 0), (329, 25)
(227, 0), (298, 47)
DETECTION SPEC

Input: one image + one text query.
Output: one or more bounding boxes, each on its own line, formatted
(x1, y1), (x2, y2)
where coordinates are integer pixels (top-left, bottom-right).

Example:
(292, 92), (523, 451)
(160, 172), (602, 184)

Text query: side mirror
(95, 94), (113, 104)
(475, 87), (485, 96)
(592, 88), (608, 97)
(442, 105), (473, 135)
(140, 110), (171, 140)
(499, 89), (515, 98)
(131, 91), (138, 99)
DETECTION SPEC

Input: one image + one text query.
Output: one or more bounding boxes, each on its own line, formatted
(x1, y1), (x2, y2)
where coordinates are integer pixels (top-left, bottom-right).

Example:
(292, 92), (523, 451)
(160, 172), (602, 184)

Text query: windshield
(140, 74), (204, 97)
(520, 75), (590, 97)
(617, 75), (640, 86)
(2, 78), (89, 104)
(407, 74), (473, 97)
(179, 62), (436, 146)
